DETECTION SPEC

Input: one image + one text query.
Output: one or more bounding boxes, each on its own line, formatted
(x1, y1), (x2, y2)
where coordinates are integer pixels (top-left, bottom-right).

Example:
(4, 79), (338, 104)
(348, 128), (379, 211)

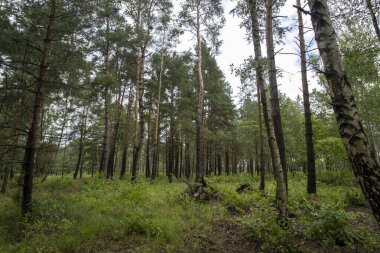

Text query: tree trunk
(131, 0), (155, 182)
(262, 86), (288, 222)
(195, 2), (205, 182)
(266, 0), (288, 189)
(74, 109), (87, 180)
(179, 140), (184, 178)
(152, 50), (164, 180)
(99, 14), (111, 175)
(146, 104), (152, 178)
(248, 0), (265, 191)
(1, 167), (10, 194)
(217, 153), (222, 176)
(175, 143), (180, 178)
(232, 151), (237, 174)
(366, 0), (380, 44)
(22, 0), (55, 215)
(73, 144), (83, 180)
(308, 0), (380, 224)
(185, 142), (191, 180)
(107, 83), (126, 179)
(42, 96), (69, 182)
(249, 0), (287, 221)
(257, 87), (265, 190)
(2, 126), (22, 193)
(296, 0), (316, 194)
(131, 44), (147, 182)
(168, 127), (174, 182)
(120, 91), (133, 178)
(225, 149), (230, 175)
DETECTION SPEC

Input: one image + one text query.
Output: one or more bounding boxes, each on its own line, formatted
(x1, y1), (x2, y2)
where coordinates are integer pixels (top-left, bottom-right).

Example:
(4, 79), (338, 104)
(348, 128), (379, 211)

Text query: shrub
(317, 170), (356, 186)
(345, 189), (367, 207)
(240, 207), (298, 252)
(303, 202), (363, 248)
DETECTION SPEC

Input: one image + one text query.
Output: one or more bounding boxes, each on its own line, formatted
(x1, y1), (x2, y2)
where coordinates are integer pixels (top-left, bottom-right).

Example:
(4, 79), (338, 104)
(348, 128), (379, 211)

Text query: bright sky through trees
(176, 0), (318, 103)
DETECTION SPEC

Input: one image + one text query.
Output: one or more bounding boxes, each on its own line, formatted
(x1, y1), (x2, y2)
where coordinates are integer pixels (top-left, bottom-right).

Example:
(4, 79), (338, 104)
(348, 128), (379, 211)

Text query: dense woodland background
(0, 0), (380, 252)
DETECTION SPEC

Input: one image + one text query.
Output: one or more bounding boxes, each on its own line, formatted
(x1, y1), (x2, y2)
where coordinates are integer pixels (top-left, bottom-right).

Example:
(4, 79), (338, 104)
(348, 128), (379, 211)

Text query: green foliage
(345, 189), (367, 207)
(240, 207), (298, 253)
(315, 137), (348, 169)
(302, 202), (364, 248)
(0, 176), (224, 252)
(1, 173), (379, 252)
(317, 169), (356, 186)
(0, 196), (22, 247)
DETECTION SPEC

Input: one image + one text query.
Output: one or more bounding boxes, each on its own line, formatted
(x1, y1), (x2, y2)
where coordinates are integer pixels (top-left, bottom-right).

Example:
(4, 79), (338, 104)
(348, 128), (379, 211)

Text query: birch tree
(248, 0), (288, 221)
(307, 0), (380, 224)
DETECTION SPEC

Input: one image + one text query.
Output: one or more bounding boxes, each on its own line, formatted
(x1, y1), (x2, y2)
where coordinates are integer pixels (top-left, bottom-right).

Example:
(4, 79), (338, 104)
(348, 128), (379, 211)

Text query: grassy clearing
(0, 176), (226, 252)
(0, 171), (379, 252)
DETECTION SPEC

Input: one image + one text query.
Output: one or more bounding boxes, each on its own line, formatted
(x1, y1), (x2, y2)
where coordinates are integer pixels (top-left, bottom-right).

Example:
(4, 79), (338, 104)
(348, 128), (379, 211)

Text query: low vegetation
(1, 171), (379, 253)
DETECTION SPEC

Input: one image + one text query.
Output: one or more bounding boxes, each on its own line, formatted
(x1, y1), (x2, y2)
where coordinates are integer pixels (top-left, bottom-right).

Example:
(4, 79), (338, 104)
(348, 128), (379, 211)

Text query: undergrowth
(0, 171), (379, 252)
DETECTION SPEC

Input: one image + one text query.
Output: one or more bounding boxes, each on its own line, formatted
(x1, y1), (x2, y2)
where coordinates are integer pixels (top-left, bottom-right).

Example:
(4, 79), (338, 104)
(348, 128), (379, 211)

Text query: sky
(175, 0), (319, 104)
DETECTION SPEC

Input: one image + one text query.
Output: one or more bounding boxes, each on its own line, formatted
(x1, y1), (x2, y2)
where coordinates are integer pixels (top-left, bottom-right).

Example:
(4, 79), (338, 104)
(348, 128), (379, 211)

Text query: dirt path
(189, 219), (256, 253)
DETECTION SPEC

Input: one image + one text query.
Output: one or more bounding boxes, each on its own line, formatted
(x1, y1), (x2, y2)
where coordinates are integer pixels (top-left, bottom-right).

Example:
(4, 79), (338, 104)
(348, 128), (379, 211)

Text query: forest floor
(0, 171), (379, 253)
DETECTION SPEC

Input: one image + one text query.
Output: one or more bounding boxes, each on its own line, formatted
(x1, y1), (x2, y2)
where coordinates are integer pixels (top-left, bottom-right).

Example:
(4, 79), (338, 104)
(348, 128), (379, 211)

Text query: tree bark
(152, 50), (164, 180)
(175, 142), (180, 178)
(168, 106), (174, 182)
(107, 83), (126, 179)
(296, 0), (316, 194)
(217, 153), (222, 176)
(266, 0), (288, 189)
(248, 0), (265, 188)
(120, 91), (133, 178)
(131, 44), (147, 182)
(99, 14), (111, 175)
(185, 142), (191, 180)
(249, 0), (287, 221)
(22, 0), (55, 215)
(74, 108), (87, 180)
(145, 103), (152, 178)
(257, 77), (265, 190)
(131, 0), (155, 182)
(366, 0), (380, 44)
(195, 1), (205, 182)
(308, 0), (380, 224)
(1, 167), (10, 194)
(225, 149), (230, 175)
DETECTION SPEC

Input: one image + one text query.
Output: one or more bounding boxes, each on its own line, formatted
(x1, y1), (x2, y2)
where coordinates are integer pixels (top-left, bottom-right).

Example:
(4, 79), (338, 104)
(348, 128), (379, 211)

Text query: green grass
(0, 176), (227, 252)
(0, 171), (379, 252)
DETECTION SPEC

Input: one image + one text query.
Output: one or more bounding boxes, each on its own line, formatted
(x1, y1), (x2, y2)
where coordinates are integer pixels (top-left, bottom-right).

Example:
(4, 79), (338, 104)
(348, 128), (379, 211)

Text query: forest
(0, 0), (380, 252)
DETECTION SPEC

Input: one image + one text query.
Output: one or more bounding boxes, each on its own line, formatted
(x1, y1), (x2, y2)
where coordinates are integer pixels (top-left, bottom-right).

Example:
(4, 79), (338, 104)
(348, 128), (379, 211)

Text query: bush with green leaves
(317, 169), (356, 186)
(240, 207), (298, 253)
(303, 202), (365, 248)
(344, 189), (367, 207)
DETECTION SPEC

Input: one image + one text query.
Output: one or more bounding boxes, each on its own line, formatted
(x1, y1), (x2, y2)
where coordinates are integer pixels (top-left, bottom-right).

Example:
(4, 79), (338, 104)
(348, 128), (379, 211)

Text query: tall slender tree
(129, 0), (172, 182)
(295, 0), (316, 194)
(246, 0), (266, 191)
(179, 0), (225, 182)
(248, 0), (287, 221)
(151, 51), (164, 180)
(307, 0), (380, 223)
(265, 0), (287, 188)
(120, 90), (134, 178)
(21, 0), (57, 215)
(365, 0), (380, 43)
